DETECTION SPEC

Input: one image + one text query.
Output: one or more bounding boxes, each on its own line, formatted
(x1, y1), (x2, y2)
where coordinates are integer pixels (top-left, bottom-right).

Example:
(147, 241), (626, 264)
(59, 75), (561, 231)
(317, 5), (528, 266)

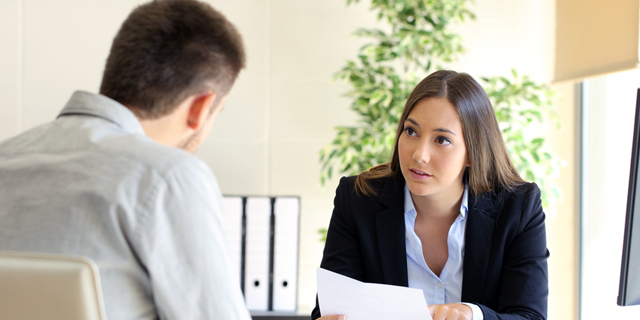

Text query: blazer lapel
(461, 191), (500, 302)
(375, 177), (408, 287)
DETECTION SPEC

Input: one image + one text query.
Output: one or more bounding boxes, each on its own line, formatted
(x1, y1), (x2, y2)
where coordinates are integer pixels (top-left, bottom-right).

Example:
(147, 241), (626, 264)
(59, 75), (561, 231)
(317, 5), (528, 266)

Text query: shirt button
(437, 282), (443, 288)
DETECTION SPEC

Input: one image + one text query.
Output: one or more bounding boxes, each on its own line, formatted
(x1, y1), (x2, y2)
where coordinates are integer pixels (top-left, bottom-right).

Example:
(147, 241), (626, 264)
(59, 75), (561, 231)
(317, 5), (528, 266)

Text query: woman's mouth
(409, 168), (432, 180)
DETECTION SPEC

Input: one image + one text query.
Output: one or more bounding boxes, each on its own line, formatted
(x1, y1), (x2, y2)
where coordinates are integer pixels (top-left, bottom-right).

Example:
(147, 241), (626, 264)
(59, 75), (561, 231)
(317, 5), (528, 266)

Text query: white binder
(222, 196), (243, 281)
(272, 197), (300, 311)
(243, 197), (271, 311)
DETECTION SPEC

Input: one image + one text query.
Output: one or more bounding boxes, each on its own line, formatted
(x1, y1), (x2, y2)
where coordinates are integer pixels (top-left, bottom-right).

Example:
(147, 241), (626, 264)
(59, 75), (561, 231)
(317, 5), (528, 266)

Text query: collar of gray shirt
(57, 91), (145, 136)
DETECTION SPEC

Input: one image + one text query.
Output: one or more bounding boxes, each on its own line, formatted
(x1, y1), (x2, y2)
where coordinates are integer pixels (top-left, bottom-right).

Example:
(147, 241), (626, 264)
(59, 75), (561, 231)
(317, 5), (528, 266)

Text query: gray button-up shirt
(0, 91), (251, 320)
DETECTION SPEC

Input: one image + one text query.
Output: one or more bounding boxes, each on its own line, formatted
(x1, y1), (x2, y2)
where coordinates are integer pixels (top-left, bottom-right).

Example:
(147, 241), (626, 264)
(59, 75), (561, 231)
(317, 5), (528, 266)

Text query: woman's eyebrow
(434, 128), (457, 136)
(405, 118), (458, 136)
(405, 118), (420, 128)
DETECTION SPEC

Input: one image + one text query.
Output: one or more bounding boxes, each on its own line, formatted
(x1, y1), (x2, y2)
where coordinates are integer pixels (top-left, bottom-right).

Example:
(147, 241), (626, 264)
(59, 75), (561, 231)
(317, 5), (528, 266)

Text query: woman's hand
(316, 304), (470, 320)
(428, 303), (472, 320)
(317, 315), (346, 320)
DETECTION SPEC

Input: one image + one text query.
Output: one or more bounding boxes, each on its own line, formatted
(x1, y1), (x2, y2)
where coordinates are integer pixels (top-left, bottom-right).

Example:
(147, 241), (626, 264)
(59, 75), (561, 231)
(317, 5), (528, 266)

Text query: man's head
(100, 0), (245, 119)
(99, 0), (244, 153)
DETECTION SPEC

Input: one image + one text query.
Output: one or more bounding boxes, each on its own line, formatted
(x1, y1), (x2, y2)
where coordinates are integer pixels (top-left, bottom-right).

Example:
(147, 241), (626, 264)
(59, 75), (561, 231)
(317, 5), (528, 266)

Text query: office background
(0, 0), (580, 318)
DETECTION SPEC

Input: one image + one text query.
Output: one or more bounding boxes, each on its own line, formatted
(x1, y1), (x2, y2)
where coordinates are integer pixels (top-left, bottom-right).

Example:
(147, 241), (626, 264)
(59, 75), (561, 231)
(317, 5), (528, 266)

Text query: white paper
(317, 268), (432, 320)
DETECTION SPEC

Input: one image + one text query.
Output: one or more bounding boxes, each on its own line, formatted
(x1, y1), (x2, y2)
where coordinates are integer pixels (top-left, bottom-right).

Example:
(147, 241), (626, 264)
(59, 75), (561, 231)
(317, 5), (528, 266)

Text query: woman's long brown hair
(355, 70), (524, 196)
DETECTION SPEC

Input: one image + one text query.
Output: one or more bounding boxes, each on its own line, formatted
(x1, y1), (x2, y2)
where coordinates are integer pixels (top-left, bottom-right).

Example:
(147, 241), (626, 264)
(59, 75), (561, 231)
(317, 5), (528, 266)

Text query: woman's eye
(436, 136), (452, 145)
(404, 127), (417, 136)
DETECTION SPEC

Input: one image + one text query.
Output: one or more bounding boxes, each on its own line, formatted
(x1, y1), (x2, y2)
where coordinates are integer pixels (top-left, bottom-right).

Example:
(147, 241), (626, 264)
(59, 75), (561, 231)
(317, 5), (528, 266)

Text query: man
(0, 0), (250, 319)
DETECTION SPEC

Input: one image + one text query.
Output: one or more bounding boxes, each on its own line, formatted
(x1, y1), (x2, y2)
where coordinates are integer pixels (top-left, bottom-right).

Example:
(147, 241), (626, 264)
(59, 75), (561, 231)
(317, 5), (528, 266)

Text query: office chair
(0, 251), (107, 320)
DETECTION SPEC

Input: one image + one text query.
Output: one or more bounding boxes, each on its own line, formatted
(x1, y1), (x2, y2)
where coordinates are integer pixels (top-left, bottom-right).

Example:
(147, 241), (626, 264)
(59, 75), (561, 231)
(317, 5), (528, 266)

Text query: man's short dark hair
(99, 0), (245, 119)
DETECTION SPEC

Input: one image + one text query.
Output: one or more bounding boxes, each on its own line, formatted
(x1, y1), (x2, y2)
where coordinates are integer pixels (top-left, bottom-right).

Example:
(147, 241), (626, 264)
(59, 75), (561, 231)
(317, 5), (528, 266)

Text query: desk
(251, 311), (309, 320)
(251, 316), (308, 320)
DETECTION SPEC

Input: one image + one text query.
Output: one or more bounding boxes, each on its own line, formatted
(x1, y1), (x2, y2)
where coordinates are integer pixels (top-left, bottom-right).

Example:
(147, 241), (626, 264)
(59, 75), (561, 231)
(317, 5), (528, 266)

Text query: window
(581, 69), (640, 318)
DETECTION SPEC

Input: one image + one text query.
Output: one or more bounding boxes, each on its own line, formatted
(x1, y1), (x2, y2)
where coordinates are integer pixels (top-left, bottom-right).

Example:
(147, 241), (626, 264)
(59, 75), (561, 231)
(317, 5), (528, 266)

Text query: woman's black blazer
(312, 175), (549, 320)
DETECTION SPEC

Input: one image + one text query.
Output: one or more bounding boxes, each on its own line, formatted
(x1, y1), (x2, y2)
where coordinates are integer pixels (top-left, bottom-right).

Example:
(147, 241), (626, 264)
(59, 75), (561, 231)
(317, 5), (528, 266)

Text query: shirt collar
(404, 183), (469, 218)
(57, 91), (146, 135)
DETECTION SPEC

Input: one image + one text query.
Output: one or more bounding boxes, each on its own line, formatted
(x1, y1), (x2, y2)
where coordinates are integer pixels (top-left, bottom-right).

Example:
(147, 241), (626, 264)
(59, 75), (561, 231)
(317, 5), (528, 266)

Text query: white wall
(0, 0), (22, 139)
(0, 0), (572, 316)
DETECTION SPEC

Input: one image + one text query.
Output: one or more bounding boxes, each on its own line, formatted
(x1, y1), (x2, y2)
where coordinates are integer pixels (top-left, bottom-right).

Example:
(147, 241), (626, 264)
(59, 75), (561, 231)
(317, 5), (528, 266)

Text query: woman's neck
(411, 182), (465, 221)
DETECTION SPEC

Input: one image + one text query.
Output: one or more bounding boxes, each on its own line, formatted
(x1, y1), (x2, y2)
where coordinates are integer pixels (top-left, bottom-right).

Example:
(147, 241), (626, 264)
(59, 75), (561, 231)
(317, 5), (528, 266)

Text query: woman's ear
(186, 92), (217, 130)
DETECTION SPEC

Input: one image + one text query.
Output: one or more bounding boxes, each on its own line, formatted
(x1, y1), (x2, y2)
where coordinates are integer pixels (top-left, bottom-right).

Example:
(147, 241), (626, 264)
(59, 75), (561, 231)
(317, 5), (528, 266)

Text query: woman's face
(398, 97), (469, 199)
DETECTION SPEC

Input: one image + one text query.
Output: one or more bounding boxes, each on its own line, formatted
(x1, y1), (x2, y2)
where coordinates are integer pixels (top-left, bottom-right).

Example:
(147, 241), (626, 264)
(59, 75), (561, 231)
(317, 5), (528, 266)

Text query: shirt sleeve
(462, 303), (484, 320)
(134, 159), (251, 320)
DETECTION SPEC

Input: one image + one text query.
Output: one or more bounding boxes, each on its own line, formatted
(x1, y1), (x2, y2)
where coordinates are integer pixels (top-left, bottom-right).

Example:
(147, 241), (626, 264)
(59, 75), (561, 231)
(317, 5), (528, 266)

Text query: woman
(313, 70), (549, 320)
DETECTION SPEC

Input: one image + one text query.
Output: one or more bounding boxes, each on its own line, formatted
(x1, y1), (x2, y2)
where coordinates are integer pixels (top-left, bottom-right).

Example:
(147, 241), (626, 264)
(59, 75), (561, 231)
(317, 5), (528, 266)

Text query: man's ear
(187, 92), (217, 130)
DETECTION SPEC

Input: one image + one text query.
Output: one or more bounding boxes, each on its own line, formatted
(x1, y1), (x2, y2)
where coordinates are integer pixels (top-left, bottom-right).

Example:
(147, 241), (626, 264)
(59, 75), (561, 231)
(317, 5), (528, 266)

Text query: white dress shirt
(404, 184), (483, 320)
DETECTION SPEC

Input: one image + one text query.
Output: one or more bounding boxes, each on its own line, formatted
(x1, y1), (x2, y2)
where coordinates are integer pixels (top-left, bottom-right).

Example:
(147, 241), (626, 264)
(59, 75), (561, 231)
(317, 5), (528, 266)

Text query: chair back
(0, 251), (107, 320)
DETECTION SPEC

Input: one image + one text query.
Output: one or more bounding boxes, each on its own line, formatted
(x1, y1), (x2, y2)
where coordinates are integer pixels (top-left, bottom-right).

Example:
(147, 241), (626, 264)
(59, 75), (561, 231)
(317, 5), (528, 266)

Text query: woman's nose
(412, 142), (430, 164)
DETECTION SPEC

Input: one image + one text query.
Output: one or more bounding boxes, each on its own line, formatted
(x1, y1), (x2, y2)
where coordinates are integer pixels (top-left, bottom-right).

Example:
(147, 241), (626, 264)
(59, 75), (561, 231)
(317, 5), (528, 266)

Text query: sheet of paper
(317, 268), (432, 320)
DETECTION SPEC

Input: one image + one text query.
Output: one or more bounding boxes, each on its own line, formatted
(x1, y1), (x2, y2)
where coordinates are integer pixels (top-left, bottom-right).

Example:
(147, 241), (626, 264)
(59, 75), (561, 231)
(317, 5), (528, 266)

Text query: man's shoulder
(113, 134), (210, 176)
(0, 116), (216, 188)
(102, 135), (220, 198)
